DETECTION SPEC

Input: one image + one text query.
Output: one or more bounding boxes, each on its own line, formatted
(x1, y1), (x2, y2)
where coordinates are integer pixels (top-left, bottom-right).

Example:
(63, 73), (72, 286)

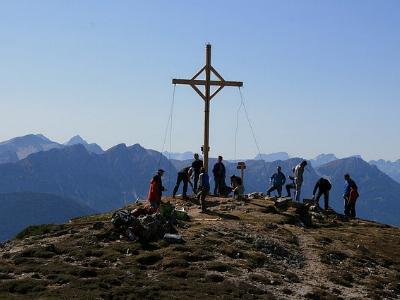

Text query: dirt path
(292, 228), (370, 299)
(294, 230), (328, 297)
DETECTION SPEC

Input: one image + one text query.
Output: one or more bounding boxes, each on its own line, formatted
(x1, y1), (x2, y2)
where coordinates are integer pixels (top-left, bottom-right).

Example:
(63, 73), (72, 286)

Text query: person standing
(172, 167), (193, 199)
(147, 169), (165, 210)
(343, 174), (359, 218)
(312, 177), (332, 210)
(191, 153), (203, 193)
(285, 168), (296, 198)
(212, 156), (226, 196)
(197, 167), (210, 212)
(294, 160), (308, 202)
(267, 166), (286, 197)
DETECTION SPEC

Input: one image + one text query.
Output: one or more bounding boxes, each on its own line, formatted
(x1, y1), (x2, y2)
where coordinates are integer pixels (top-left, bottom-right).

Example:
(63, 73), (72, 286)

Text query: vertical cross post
(203, 44), (211, 171)
(237, 162), (246, 185)
(172, 44), (243, 172)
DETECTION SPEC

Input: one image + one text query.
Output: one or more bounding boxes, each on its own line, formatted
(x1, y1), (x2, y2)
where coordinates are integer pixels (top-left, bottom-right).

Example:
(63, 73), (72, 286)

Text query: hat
(158, 169), (165, 173)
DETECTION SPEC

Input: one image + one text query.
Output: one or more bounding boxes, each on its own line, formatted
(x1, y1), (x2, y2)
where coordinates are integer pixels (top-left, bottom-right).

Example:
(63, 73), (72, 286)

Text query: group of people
(147, 154), (243, 213)
(266, 161), (359, 217)
(148, 157), (360, 218)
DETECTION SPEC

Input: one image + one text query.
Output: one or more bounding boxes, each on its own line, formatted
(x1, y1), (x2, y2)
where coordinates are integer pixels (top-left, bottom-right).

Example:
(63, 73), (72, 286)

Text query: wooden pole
(172, 44), (243, 174)
(204, 44), (211, 172)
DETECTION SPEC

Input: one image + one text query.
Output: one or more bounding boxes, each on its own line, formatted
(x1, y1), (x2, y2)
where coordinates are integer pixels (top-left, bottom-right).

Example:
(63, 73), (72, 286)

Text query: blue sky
(1, 1), (399, 160)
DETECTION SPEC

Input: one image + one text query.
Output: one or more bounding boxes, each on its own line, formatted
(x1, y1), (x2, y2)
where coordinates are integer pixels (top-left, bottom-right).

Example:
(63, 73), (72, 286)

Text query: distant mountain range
(163, 151), (195, 161)
(254, 152), (290, 162)
(310, 153), (338, 167)
(0, 143), (175, 213)
(369, 159), (400, 184)
(0, 134), (61, 164)
(0, 192), (95, 241)
(0, 134), (399, 242)
(0, 134), (103, 165)
(64, 135), (104, 154)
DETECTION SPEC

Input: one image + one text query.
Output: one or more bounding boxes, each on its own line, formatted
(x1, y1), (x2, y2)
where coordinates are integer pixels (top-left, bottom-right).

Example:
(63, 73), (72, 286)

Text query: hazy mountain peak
(310, 153), (338, 167)
(65, 135), (88, 146)
(64, 135), (103, 154)
(106, 143), (128, 153)
(255, 152), (290, 162)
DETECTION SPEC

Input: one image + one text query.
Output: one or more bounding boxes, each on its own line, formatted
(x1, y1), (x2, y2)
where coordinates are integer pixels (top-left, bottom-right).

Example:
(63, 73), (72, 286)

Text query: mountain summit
(0, 134), (62, 163)
(65, 135), (88, 146)
(64, 135), (103, 154)
(0, 196), (399, 299)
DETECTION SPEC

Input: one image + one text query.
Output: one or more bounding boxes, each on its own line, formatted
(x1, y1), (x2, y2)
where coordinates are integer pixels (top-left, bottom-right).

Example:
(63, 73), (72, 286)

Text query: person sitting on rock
(230, 175), (244, 200)
(267, 166), (286, 197)
(172, 166), (193, 199)
(147, 169), (165, 210)
(312, 177), (332, 210)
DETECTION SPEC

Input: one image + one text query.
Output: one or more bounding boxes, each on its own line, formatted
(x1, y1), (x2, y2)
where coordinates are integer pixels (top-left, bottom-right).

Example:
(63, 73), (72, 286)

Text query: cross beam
(172, 44), (243, 172)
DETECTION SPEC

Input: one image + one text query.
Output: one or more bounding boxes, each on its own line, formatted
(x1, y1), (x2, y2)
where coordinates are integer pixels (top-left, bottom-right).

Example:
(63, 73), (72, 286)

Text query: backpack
(325, 180), (332, 191)
(111, 210), (134, 228)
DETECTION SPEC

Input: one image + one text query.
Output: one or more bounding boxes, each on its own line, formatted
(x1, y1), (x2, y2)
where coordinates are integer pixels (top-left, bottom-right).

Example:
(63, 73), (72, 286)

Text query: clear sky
(1, 1), (399, 161)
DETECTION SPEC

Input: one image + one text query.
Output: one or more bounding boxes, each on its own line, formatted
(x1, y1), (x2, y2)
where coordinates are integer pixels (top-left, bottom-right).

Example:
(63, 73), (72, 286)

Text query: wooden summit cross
(172, 44), (243, 172)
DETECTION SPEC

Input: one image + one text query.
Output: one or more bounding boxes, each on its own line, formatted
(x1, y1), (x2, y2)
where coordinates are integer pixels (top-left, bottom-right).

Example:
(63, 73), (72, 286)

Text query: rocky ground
(0, 195), (399, 299)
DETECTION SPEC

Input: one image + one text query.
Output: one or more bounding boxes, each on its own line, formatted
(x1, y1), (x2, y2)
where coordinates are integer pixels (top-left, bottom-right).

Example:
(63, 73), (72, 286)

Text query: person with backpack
(312, 177), (332, 210)
(267, 166), (286, 197)
(172, 166), (193, 199)
(191, 153), (203, 193)
(294, 160), (308, 201)
(147, 169), (165, 210)
(197, 167), (209, 212)
(212, 156), (226, 196)
(343, 174), (359, 218)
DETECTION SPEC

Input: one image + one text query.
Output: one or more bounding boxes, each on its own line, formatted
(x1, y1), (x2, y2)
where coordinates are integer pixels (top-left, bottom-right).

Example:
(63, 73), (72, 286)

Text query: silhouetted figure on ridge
(313, 177), (332, 210)
(191, 153), (203, 193)
(267, 166), (286, 197)
(294, 160), (307, 201)
(173, 167), (193, 199)
(212, 156), (226, 196)
(285, 167), (296, 198)
(147, 169), (165, 210)
(343, 174), (359, 218)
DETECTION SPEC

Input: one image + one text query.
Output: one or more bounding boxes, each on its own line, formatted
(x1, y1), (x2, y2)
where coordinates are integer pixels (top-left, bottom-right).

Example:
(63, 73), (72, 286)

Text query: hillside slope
(0, 196), (399, 299)
(0, 143), (176, 212)
(0, 192), (95, 242)
(370, 159), (400, 184)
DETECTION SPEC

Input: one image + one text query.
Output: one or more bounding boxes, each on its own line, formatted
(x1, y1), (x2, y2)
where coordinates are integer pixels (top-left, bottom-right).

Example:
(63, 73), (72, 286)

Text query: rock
(163, 233), (184, 244)
(92, 222), (104, 230)
(266, 223), (278, 230)
(248, 192), (265, 199)
(275, 198), (290, 208)
(290, 201), (304, 209)
(126, 228), (139, 242)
